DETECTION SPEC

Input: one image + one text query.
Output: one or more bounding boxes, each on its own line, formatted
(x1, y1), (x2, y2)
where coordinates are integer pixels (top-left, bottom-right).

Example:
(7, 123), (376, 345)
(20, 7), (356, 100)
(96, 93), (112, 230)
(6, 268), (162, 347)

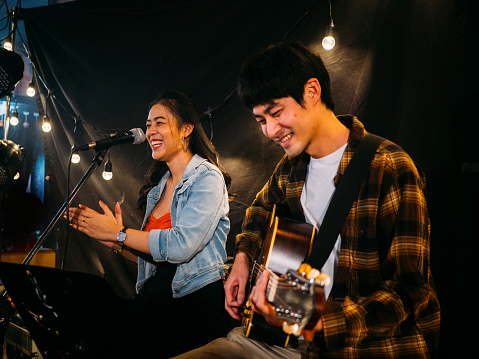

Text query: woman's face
(146, 103), (185, 162)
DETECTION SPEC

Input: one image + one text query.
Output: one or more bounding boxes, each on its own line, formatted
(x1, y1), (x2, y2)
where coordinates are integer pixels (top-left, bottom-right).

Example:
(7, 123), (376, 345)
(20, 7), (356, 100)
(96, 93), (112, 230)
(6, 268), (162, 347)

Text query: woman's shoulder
(186, 155), (223, 181)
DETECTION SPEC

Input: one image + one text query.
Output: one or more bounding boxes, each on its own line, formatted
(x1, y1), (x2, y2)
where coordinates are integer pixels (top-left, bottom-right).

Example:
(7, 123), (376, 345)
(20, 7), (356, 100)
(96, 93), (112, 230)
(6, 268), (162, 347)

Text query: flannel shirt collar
(287, 115), (367, 186)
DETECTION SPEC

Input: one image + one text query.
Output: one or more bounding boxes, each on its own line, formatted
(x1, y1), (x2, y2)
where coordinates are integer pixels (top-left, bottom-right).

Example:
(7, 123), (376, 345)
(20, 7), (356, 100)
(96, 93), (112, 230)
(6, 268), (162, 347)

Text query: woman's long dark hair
(137, 90), (232, 212)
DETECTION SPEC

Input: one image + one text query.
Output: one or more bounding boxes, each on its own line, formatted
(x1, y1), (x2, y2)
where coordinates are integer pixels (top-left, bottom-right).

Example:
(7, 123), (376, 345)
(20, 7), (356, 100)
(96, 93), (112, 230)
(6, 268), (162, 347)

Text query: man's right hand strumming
(224, 252), (250, 320)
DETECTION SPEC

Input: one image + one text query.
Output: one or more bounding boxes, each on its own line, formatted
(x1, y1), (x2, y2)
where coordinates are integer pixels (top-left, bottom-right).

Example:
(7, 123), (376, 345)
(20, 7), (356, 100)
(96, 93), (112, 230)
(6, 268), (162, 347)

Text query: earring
(182, 136), (188, 152)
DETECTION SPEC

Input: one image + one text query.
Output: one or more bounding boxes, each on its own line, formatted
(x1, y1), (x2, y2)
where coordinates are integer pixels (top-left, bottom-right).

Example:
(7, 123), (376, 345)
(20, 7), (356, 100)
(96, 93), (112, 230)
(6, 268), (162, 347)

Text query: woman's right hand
(65, 200), (123, 243)
(224, 252), (250, 320)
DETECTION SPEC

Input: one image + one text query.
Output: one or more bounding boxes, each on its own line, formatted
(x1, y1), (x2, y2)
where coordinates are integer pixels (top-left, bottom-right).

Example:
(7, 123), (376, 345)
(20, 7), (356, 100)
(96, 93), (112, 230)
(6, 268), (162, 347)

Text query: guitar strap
(304, 133), (384, 270)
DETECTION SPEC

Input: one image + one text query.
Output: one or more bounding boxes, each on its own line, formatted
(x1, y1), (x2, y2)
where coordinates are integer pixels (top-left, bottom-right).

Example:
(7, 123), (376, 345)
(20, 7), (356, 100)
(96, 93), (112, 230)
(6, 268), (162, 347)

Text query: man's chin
(283, 145), (303, 158)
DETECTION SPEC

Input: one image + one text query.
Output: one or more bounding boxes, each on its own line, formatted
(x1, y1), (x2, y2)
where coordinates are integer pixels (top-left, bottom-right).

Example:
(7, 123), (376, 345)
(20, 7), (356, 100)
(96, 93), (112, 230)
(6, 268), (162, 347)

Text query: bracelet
(110, 243), (125, 254)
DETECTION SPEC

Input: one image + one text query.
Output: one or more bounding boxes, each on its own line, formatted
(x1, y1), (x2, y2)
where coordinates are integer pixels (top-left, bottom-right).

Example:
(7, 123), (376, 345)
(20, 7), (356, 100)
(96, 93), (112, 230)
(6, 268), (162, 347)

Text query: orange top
(144, 211), (172, 231)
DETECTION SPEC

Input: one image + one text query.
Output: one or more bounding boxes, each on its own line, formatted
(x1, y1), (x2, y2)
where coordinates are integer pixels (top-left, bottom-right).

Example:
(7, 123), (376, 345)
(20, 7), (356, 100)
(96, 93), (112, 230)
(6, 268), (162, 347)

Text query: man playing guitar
(175, 42), (440, 359)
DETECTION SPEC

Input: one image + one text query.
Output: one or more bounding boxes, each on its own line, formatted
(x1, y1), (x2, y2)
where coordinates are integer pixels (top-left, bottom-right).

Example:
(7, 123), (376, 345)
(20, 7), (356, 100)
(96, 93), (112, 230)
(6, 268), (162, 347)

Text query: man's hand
(249, 270), (284, 327)
(249, 266), (325, 339)
(224, 252), (250, 320)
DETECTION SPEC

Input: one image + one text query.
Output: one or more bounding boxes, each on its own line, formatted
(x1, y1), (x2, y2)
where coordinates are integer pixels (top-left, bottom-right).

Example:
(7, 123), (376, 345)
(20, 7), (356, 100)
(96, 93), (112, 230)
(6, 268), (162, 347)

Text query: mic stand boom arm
(1, 150), (108, 298)
(23, 149), (108, 265)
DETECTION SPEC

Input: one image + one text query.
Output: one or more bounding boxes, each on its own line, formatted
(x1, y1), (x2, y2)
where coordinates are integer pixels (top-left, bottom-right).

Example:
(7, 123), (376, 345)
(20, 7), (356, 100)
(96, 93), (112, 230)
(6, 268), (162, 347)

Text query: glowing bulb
(102, 171), (113, 180)
(10, 109), (19, 126)
(102, 160), (113, 180)
(42, 120), (51, 133)
(13, 172), (20, 180)
(42, 122), (51, 132)
(4, 41), (12, 51)
(42, 115), (51, 132)
(10, 116), (18, 126)
(322, 36), (335, 50)
(26, 82), (36, 97)
(71, 153), (81, 164)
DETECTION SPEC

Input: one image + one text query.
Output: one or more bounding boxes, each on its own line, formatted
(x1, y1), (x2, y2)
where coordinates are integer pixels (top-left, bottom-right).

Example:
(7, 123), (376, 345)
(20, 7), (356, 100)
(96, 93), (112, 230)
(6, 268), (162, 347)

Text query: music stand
(0, 262), (128, 358)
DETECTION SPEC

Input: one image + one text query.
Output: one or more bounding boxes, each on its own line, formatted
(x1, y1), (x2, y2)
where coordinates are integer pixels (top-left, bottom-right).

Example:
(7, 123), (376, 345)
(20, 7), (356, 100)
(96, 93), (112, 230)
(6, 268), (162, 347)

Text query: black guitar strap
(304, 133), (384, 270)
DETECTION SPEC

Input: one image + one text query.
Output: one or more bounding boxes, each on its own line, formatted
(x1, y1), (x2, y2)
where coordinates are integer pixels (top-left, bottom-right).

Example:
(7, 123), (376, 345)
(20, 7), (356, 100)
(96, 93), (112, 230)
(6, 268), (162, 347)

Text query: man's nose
(265, 118), (281, 138)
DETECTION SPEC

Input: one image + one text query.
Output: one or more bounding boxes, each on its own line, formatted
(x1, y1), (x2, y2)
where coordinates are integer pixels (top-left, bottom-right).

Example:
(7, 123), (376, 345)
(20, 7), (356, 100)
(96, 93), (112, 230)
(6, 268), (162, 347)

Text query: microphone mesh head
(129, 128), (146, 144)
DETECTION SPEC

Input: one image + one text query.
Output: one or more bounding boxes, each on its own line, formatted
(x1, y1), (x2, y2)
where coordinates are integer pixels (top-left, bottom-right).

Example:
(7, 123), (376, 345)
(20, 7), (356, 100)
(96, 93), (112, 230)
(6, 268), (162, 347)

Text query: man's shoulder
(374, 139), (425, 181)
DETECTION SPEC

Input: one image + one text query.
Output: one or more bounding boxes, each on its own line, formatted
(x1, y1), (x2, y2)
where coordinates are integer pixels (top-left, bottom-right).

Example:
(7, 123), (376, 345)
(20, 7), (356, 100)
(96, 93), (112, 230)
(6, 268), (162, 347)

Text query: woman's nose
(146, 124), (157, 135)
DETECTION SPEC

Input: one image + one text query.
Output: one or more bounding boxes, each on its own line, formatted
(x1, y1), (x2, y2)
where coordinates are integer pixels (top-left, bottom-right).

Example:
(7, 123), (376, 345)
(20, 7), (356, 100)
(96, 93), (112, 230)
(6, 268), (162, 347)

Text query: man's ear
(303, 78), (321, 106)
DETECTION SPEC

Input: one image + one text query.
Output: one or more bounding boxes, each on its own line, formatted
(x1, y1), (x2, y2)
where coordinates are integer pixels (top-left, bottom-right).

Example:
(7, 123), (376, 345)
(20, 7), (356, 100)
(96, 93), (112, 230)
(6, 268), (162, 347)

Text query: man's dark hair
(238, 42), (334, 111)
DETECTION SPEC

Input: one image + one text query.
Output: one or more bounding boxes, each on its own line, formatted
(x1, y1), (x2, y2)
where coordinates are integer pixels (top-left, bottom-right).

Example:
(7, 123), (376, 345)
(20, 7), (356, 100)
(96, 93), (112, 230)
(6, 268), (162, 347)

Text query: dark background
(2, 0), (477, 357)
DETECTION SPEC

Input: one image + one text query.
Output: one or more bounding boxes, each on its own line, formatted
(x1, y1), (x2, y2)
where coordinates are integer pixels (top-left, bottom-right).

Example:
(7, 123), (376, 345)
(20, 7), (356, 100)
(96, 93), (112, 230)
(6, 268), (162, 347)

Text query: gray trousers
(172, 326), (306, 359)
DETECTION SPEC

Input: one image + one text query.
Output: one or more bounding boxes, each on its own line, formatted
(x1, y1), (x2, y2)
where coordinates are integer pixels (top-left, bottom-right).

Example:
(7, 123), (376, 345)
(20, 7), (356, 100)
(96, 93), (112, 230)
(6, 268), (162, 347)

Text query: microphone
(73, 128), (146, 152)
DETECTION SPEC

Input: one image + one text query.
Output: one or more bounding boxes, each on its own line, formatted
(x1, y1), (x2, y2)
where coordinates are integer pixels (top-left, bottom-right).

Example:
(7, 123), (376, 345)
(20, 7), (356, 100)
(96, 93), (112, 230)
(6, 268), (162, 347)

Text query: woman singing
(66, 91), (231, 357)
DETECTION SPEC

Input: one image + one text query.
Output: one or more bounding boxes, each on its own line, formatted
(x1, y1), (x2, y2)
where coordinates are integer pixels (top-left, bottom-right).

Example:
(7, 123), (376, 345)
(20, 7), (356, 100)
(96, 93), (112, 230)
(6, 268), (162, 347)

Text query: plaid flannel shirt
(235, 116), (440, 358)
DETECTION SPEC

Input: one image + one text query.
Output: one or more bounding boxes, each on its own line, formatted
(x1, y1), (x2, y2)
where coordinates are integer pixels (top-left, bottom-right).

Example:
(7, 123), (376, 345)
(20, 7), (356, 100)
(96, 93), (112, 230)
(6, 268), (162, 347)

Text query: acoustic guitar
(241, 207), (330, 347)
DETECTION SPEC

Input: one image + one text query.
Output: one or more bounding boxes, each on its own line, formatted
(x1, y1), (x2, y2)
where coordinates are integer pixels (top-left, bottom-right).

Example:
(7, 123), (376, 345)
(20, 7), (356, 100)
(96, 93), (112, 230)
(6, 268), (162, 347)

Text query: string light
(42, 115), (51, 132)
(9, 109), (18, 126)
(3, 37), (12, 51)
(26, 81), (35, 97)
(71, 153), (80, 164)
(102, 159), (113, 180)
(322, 0), (336, 50)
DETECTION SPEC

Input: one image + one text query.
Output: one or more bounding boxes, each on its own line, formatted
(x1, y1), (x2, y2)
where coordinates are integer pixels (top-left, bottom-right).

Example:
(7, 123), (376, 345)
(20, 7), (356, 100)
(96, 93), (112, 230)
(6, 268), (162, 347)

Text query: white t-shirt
(300, 143), (347, 299)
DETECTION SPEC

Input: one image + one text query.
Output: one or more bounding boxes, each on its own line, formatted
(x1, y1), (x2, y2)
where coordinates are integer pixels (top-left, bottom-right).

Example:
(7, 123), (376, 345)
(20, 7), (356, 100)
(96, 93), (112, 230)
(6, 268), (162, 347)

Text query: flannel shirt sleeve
(234, 155), (289, 262)
(319, 148), (439, 355)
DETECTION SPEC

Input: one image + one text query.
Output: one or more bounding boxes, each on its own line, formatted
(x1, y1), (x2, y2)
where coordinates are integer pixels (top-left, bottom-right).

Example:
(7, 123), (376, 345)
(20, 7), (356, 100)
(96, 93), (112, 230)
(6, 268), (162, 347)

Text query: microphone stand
(1, 149), (108, 298)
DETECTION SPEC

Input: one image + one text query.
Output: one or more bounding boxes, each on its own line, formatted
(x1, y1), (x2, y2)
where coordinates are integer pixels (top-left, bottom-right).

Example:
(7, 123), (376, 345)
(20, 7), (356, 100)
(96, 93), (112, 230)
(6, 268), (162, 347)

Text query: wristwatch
(117, 226), (129, 244)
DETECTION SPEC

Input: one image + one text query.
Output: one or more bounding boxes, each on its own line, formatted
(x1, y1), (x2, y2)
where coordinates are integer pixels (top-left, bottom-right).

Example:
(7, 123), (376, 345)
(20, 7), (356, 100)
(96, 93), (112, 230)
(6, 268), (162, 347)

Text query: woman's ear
(182, 123), (194, 138)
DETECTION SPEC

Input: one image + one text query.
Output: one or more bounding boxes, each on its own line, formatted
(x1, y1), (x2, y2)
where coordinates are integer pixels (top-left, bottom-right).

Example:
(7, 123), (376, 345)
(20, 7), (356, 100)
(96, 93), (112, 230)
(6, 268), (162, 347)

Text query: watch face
(117, 231), (127, 243)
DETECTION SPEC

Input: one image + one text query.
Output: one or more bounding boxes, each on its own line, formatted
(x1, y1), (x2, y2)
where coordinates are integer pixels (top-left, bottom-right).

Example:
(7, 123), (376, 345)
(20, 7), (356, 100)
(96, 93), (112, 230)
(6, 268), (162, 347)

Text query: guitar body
(258, 216), (315, 274)
(243, 212), (316, 347)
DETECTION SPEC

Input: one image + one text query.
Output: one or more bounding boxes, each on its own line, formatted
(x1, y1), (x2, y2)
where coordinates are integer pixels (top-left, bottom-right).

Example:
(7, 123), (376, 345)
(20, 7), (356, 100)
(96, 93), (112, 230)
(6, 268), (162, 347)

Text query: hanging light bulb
(102, 159), (113, 180)
(42, 115), (51, 132)
(3, 37), (12, 51)
(13, 172), (20, 180)
(10, 109), (19, 126)
(322, 0), (336, 51)
(26, 81), (36, 97)
(71, 153), (81, 164)
(322, 21), (335, 50)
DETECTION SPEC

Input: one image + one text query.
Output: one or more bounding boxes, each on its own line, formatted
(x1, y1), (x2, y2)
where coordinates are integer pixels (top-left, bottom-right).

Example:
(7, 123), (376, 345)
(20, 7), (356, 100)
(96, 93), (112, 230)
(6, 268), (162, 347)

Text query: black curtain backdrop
(20, 0), (478, 357)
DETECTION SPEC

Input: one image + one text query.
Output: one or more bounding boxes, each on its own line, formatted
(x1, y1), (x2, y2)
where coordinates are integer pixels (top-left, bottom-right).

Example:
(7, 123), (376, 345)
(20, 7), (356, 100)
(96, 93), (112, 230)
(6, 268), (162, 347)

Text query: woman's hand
(65, 200), (123, 245)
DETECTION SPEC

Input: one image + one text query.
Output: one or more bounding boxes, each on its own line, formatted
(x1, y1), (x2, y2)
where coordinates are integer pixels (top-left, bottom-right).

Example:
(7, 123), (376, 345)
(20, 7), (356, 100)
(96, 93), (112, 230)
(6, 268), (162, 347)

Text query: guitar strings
(250, 263), (308, 290)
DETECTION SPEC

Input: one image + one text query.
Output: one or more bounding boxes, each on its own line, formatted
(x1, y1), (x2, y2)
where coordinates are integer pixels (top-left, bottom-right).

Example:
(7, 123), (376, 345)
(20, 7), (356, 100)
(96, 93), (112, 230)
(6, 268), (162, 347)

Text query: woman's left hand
(65, 200), (123, 243)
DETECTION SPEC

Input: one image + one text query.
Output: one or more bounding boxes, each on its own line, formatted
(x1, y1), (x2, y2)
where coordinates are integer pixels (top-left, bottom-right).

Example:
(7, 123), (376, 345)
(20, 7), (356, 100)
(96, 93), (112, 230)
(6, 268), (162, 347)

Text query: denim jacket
(136, 154), (230, 298)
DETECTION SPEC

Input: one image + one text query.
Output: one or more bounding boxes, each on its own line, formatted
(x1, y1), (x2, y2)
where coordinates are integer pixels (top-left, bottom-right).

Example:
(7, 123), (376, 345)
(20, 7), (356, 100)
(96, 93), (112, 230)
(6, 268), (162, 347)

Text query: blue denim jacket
(136, 154), (230, 298)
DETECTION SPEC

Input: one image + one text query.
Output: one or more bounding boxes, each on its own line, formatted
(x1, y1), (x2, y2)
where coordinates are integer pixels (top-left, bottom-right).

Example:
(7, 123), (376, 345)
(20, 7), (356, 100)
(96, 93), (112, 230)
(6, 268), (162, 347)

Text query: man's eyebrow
(254, 101), (279, 118)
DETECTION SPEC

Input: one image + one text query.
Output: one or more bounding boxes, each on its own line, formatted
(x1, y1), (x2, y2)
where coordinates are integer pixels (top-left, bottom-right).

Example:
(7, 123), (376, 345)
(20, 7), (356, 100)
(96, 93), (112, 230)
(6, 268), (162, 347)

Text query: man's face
(253, 96), (316, 158)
